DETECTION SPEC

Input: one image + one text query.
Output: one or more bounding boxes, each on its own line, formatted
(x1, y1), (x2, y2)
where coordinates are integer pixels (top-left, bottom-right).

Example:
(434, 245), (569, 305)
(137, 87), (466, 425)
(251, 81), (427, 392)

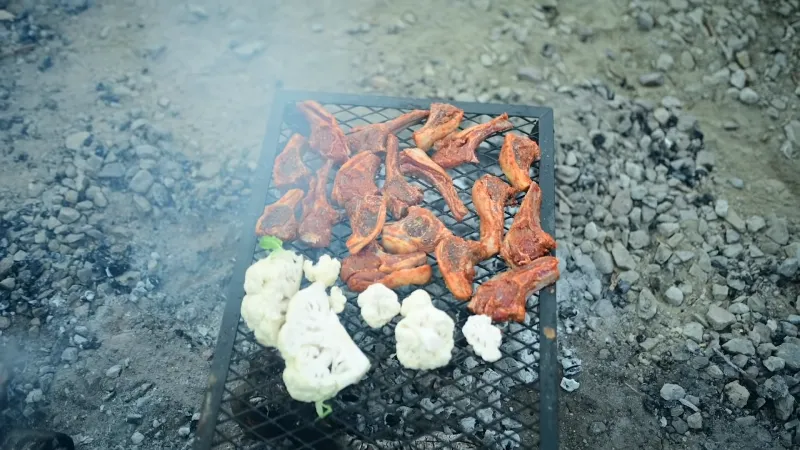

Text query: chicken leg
(383, 134), (423, 219)
(498, 133), (541, 192)
(412, 103), (464, 151)
(382, 206), (453, 254)
(468, 256), (560, 323)
(472, 175), (513, 258)
(500, 181), (556, 267)
(434, 235), (485, 301)
(272, 134), (311, 189)
(400, 148), (468, 221)
(297, 100), (350, 163)
(255, 189), (304, 241)
(341, 242), (432, 292)
(431, 113), (513, 169)
(347, 110), (429, 154)
(345, 194), (387, 254)
(298, 160), (340, 248)
(332, 151), (381, 207)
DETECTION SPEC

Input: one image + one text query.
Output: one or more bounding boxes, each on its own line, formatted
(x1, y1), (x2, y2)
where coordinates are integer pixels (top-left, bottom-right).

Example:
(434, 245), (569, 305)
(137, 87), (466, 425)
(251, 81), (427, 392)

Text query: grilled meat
(468, 256), (560, 323)
(255, 188), (304, 241)
(434, 235), (485, 301)
(297, 100), (350, 163)
(498, 133), (541, 192)
(399, 148), (468, 221)
(345, 194), (387, 254)
(332, 151), (381, 207)
(500, 181), (556, 268)
(347, 110), (429, 154)
(340, 242), (431, 292)
(272, 134), (311, 189)
(431, 113), (513, 169)
(412, 103), (464, 151)
(382, 206), (453, 254)
(298, 160), (340, 248)
(383, 134), (423, 219)
(472, 175), (512, 258)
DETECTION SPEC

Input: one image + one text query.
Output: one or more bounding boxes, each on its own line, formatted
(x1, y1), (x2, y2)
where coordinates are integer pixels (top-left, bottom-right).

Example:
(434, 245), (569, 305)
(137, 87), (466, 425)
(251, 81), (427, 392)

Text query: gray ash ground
(1, 0), (799, 449)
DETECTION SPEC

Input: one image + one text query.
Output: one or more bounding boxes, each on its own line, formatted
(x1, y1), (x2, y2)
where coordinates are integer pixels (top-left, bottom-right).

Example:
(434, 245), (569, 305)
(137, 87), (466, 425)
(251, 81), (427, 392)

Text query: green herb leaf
(259, 235), (283, 252)
(315, 400), (333, 419)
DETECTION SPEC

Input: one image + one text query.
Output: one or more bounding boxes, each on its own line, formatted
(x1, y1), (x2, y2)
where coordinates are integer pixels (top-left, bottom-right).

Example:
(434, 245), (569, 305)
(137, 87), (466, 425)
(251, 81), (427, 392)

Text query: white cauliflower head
(240, 250), (304, 348)
(401, 289), (432, 317)
(357, 283), (401, 329)
(303, 254), (341, 287)
(278, 282), (371, 403)
(329, 286), (347, 314)
(395, 294), (454, 370)
(462, 315), (503, 363)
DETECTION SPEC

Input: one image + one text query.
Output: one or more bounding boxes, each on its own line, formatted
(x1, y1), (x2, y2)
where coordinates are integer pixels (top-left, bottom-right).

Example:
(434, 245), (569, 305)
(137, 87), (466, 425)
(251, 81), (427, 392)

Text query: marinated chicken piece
(332, 151), (381, 207)
(383, 134), (423, 218)
(271, 134), (311, 189)
(472, 175), (513, 258)
(412, 103), (464, 151)
(400, 148), (468, 221)
(468, 256), (560, 323)
(345, 194), (387, 254)
(297, 100), (350, 163)
(340, 243), (431, 292)
(382, 206), (453, 254)
(298, 160), (340, 248)
(255, 189), (304, 241)
(500, 182), (557, 267)
(498, 133), (542, 192)
(347, 110), (429, 154)
(431, 113), (513, 169)
(434, 235), (485, 301)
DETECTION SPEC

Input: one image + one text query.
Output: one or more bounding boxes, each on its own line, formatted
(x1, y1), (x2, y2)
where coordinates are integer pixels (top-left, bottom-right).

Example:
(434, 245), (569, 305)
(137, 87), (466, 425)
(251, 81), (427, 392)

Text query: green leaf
(315, 400), (333, 419)
(259, 235), (283, 252)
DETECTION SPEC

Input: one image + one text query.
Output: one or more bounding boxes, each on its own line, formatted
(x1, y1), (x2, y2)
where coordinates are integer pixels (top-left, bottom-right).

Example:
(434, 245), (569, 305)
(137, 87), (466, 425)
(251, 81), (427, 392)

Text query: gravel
(706, 305), (736, 331)
(660, 383), (686, 401)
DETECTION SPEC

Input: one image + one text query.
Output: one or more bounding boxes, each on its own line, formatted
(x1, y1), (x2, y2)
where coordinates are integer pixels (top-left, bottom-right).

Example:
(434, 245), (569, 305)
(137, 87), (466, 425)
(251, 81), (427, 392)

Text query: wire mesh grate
(196, 91), (558, 450)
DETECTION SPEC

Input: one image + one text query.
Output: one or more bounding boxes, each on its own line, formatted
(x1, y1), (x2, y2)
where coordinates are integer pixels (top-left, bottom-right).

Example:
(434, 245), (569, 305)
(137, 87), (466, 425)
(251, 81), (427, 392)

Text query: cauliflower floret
(278, 282), (371, 403)
(400, 289), (432, 317)
(462, 315), (502, 363)
(240, 250), (304, 348)
(329, 286), (347, 314)
(395, 293), (454, 370)
(357, 283), (401, 328)
(303, 254), (341, 287)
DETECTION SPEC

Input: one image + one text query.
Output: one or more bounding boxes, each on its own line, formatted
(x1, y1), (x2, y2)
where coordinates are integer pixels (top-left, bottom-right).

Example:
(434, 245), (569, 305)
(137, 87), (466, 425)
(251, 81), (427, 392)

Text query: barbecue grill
(195, 90), (558, 450)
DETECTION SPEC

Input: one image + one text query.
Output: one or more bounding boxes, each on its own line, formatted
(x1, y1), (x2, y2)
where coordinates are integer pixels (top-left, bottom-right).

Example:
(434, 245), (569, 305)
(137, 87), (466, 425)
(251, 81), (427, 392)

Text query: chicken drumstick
(472, 175), (513, 258)
(435, 235), (485, 301)
(498, 133), (541, 193)
(431, 113), (513, 169)
(500, 181), (556, 268)
(412, 103), (464, 151)
(400, 148), (469, 221)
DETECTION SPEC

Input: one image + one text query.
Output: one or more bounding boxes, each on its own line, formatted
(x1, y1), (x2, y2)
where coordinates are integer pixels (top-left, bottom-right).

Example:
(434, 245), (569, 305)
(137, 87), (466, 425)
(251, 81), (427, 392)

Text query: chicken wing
(382, 206), (453, 254)
(347, 110), (429, 154)
(500, 182), (556, 267)
(298, 160), (340, 248)
(255, 189), (304, 241)
(383, 134), (423, 219)
(297, 100), (350, 163)
(498, 133), (541, 192)
(272, 134), (311, 189)
(340, 242), (431, 292)
(412, 103), (464, 151)
(431, 113), (513, 169)
(472, 175), (513, 258)
(400, 148), (468, 221)
(345, 194), (387, 254)
(332, 151), (381, 207)
(434, 235), (485, 301)
(468, 256), (560, 323)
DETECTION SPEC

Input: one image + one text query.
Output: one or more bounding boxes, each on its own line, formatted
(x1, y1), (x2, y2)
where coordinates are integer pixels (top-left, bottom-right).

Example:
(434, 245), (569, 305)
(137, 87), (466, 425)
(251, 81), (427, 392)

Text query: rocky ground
(0, 0), (799, 449)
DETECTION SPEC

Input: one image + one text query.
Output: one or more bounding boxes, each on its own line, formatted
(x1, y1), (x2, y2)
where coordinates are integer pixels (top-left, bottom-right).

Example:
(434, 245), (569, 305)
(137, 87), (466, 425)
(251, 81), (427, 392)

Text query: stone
(706, 305), (736, 331)
(594, 299), (615, 318)
(611, 242), (636, 270)
(57, 207), (81, 224)
(0, 278), (14, 290)
(129, 170), (155, 194)
(746, 216), (766, 232)
(712, 284), (729, 300)
(97, 162), (126, 178)
(106, 365), (122, 378)
(664, 286), (684, 306)
(763, 356), (785, 372)
(686, 412), (702, 430)
(556, 165), (580, 184)
(682, 322), (704, 343)
(61, 347), (78, 363)
(584, 222), (598, 240)
(628, 230), (650, 250)
(661, 383), (686, 401)
(639, 72), (665, 87)
(638, 289), (658, 320)
(723, 338), (755, 356)
(714, 199), (728, 217)
(0, 316), (10, 330)
(725, 209), (747, 232)
(724, 381), (750, 408)
(672, 418), (689, 434)
(656, 53), (674, 71)
(680, 51), (695, 70)
(178, 425), (191, 437)
(778, 259), (799, 278)
(131, 431), (145, 444)
(738, 88), (760, 105)
(133, 195), (152, 214)
(636, 12), (654, 31)
(776, 343), (800, 370)
(728, 303), (749, 314)
(765, 217), (789, 245)
(65, 131), (91, 151)
(517, 67), (544, 82)
(593, 249), (614, 275)
(232, 41), (265, 60)
(730, 70), (746, 89)
(761, 376), (789, 401)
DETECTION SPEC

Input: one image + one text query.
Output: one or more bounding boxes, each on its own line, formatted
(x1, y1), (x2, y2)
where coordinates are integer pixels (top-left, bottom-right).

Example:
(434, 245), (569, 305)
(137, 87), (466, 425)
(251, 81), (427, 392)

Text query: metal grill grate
(195, 91), (558, 450)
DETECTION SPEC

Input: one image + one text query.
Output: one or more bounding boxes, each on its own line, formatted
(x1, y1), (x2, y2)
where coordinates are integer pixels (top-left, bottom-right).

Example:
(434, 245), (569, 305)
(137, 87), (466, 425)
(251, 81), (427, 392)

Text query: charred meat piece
(500, 182), (556, 268)
(340, 243), (431, 292)
(332, 151), (381, 207)
(297, 100), (350, 163)
(431, 113), (513, 169)
(400, 148), (468, 221)
(298, 160), (340, 248)
(499, 133), (542, 192)
(472, 175), (513, 258)
(272, 134), (311, 189)
(382, 206), (453, 254)
(255, 189), (304, 241)
(383, 134), (423, 219)
(347, 110), (429, 154)
(434, 235), (485, 301)
(469, 256), (560, 323)
(413, 103), (464, 151)
(345, 194), (387, 254)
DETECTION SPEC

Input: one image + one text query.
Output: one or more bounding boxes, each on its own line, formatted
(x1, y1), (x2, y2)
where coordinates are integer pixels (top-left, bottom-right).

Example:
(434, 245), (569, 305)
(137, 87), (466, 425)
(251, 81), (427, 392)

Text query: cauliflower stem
(315, 400), (333, 419)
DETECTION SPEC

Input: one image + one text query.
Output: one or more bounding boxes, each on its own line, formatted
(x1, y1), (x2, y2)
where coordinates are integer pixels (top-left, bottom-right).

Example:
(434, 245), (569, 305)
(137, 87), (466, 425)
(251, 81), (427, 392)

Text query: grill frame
(194, 90), (558, 450)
